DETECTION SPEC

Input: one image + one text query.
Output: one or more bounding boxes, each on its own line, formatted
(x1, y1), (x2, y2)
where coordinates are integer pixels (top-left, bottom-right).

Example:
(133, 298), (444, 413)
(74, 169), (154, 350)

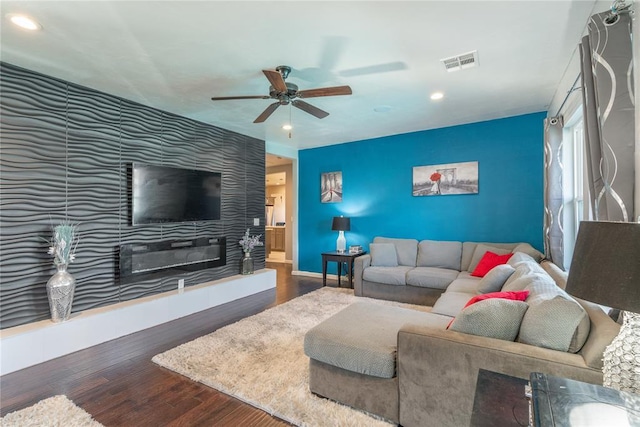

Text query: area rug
(0, 395), (102, 427)
(152, 287), (431, 427)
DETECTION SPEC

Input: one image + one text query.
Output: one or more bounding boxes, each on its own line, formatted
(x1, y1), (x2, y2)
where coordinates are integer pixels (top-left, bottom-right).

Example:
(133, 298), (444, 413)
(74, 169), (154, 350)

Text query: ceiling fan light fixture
(430, 92), (444, 101)
(282, 124), (292, 130)
(7, 13), (41, 30)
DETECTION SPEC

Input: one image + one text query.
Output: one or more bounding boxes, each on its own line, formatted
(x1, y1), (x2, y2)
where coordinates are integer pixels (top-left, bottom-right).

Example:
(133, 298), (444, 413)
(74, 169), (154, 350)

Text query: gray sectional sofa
(354, 236), (543, 306)
(304, 239), (621, 426)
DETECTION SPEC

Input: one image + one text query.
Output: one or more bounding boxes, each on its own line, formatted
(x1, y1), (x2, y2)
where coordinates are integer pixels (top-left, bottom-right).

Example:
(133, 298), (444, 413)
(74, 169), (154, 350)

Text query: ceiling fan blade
(338, 61), (407, 77)
(297, 85), (352, 98)
(292, 100), (329, 119)
(254, 102), (281, 123)
(211, 95), (271, 101)
(262, 69), (288, 93)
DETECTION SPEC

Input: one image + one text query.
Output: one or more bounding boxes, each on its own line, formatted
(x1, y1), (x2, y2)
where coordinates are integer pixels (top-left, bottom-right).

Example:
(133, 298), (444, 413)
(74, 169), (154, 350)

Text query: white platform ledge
(0, 269), (276, 376)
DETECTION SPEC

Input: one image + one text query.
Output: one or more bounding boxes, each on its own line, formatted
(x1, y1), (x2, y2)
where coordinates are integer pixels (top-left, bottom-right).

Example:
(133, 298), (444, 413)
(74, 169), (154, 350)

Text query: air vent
(441, 50), (478, 72)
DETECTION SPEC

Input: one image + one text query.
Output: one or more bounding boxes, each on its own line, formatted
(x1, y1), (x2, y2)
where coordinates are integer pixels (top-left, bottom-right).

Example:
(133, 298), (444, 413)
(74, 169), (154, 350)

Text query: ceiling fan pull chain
(289, 104), (293, 139)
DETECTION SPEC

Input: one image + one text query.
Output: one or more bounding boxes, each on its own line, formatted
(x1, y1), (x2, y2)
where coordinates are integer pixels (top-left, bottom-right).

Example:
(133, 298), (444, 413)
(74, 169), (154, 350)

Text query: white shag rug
(0, 395), (102, 427)
(152, 287), (430, 427)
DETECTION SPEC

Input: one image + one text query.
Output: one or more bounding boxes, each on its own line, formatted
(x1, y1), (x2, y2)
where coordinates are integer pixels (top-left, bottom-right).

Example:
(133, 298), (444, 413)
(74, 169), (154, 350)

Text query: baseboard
(266, 258), (293, 265)
(292, 270), (329, 279)
(0, 269), (276, 376)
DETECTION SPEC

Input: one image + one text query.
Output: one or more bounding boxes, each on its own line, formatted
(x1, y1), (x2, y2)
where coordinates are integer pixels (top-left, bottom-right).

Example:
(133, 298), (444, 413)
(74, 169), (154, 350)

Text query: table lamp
(331, 216), (350, 253)
(565, 220), (640, 394)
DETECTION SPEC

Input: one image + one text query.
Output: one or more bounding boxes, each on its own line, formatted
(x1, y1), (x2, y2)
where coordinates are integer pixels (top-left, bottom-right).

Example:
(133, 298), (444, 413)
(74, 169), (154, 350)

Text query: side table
(470, 369), (529, 427)
(321, 251), (366, 289)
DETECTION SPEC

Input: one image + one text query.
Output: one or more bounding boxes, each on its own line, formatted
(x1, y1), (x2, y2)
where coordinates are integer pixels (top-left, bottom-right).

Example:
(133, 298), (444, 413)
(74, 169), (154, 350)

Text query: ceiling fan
(211, 65), (352, 123)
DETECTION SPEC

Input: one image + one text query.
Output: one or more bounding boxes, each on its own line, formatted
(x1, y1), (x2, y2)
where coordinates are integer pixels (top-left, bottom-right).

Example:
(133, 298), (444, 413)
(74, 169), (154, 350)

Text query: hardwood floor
(0, 264), (324, 426)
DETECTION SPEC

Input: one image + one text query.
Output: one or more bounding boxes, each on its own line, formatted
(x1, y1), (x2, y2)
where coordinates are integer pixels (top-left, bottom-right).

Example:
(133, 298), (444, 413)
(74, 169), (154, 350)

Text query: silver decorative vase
(603, 311), (640, 394)
(241, 252), (254, 275)
(46, 264), (76, 322)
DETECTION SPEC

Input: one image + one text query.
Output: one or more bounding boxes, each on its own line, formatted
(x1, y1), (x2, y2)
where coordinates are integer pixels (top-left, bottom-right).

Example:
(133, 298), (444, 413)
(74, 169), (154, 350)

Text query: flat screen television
(132, 163), (221, 225)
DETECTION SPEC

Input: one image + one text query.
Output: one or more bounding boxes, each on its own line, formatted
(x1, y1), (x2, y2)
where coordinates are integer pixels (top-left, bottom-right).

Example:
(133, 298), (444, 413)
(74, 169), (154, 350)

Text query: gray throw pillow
(477, 264), (516, 293)
(512, 243), (544, 262)
(518, 295), (590, 353)
(369, 243), (398, 267)
(450, 299), (529, 341)
(468, 244), (512, 272)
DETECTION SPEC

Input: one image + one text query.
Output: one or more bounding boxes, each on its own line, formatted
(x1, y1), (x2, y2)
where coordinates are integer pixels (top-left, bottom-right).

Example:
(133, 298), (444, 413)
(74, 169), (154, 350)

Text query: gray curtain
(634, 7), (640, 221)
(580, 11), (635, 222)
(543, 116), (564, 267)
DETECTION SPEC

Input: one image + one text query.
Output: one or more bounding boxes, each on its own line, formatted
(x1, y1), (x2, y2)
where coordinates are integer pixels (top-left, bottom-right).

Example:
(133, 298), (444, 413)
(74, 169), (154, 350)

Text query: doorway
(266, 154), (293, 264)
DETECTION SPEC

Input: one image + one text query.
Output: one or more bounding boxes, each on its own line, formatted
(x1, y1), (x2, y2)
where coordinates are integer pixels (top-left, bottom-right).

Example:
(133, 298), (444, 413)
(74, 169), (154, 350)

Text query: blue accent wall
(298, 112), (546, 274)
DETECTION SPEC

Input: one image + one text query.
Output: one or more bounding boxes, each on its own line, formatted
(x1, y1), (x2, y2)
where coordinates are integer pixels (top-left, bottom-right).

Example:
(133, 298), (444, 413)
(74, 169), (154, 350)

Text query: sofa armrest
(397, 325), (602, 427)
(353, 254), (371, 296)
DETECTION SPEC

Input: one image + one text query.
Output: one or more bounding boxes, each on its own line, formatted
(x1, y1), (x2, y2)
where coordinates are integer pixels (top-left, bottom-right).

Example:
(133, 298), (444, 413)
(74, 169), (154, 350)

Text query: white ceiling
(0, 1), (600, 150)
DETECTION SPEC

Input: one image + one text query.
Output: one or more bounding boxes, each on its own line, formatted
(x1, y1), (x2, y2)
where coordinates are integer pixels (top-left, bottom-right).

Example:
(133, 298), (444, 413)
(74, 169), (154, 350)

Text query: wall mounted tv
(132, 163), (221, 225)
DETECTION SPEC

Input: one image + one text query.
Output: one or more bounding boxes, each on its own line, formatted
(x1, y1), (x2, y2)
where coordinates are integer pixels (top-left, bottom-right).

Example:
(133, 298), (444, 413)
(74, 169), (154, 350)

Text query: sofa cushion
(431, 291), (474, 317)
(477, 264), (516, 293)
(405, 267), (459, 290)
(447, 277), (481, 293)
(456, 271), (475, 280)
(363, 266), (413, 286)
(370, 243), (398, 267)
(449, 299), (529, 341)
(471, 252), (513, 277)
(416, 240), (462, 270)
(468, 244), (513, 272)
(374, 237), (418, 267)
(304, 302), (450, 379)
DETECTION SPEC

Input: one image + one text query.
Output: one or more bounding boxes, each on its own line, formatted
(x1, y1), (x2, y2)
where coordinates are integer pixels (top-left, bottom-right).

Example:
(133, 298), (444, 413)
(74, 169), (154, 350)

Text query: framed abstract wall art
(412, 161), (479, 196)
(321, 171), (342, 203)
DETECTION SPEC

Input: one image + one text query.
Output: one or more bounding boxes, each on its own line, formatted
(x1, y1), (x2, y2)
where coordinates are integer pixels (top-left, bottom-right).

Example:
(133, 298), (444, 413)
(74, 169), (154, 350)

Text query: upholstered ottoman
(303, 301), (450, 423)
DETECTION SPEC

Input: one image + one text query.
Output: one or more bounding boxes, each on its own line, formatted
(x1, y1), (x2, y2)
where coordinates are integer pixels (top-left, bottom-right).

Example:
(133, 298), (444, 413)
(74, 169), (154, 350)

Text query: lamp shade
(331, 216), (350, 231)
(565, 221), (640, 313)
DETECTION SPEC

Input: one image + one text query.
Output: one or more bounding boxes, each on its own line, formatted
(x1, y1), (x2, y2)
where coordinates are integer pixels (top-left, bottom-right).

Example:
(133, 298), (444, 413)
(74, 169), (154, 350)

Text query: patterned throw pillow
(446, 290), (529, 328)
(449, 299), (529, 341)
(518, 295), (590, 353)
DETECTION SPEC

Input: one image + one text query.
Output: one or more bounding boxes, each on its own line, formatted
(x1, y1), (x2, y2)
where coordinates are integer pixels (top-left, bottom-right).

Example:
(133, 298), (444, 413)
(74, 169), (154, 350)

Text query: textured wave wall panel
(0, 62), (265, 329)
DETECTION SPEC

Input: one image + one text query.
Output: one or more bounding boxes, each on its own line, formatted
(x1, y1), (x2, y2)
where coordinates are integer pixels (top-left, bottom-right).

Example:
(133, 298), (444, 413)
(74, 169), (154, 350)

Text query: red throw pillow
(462, 290), (530, 309)
(471, 251), (514, 277)
(446, 290), (529, 329)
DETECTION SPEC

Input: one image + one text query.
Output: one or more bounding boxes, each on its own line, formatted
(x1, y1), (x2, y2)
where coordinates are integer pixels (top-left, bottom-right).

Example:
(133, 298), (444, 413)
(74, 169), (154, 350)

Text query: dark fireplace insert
(119, 237), (226, 284)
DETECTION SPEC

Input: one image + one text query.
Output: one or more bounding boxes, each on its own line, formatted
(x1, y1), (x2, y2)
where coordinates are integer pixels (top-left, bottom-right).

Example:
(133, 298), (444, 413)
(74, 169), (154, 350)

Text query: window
(562, 109), (590, 269)
(572, 120), (585, 235)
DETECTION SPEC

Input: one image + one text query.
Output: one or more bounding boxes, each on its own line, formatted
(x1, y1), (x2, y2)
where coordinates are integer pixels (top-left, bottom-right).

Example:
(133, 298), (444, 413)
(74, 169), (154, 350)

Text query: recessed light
(7, 14), (41, 31)
(430, 92), (444, 101)
(282, 124), (292, 130)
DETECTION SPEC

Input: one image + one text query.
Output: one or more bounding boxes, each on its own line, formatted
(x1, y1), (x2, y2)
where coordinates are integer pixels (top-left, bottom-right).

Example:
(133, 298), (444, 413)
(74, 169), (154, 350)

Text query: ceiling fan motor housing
(270, 82), (299, 102)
